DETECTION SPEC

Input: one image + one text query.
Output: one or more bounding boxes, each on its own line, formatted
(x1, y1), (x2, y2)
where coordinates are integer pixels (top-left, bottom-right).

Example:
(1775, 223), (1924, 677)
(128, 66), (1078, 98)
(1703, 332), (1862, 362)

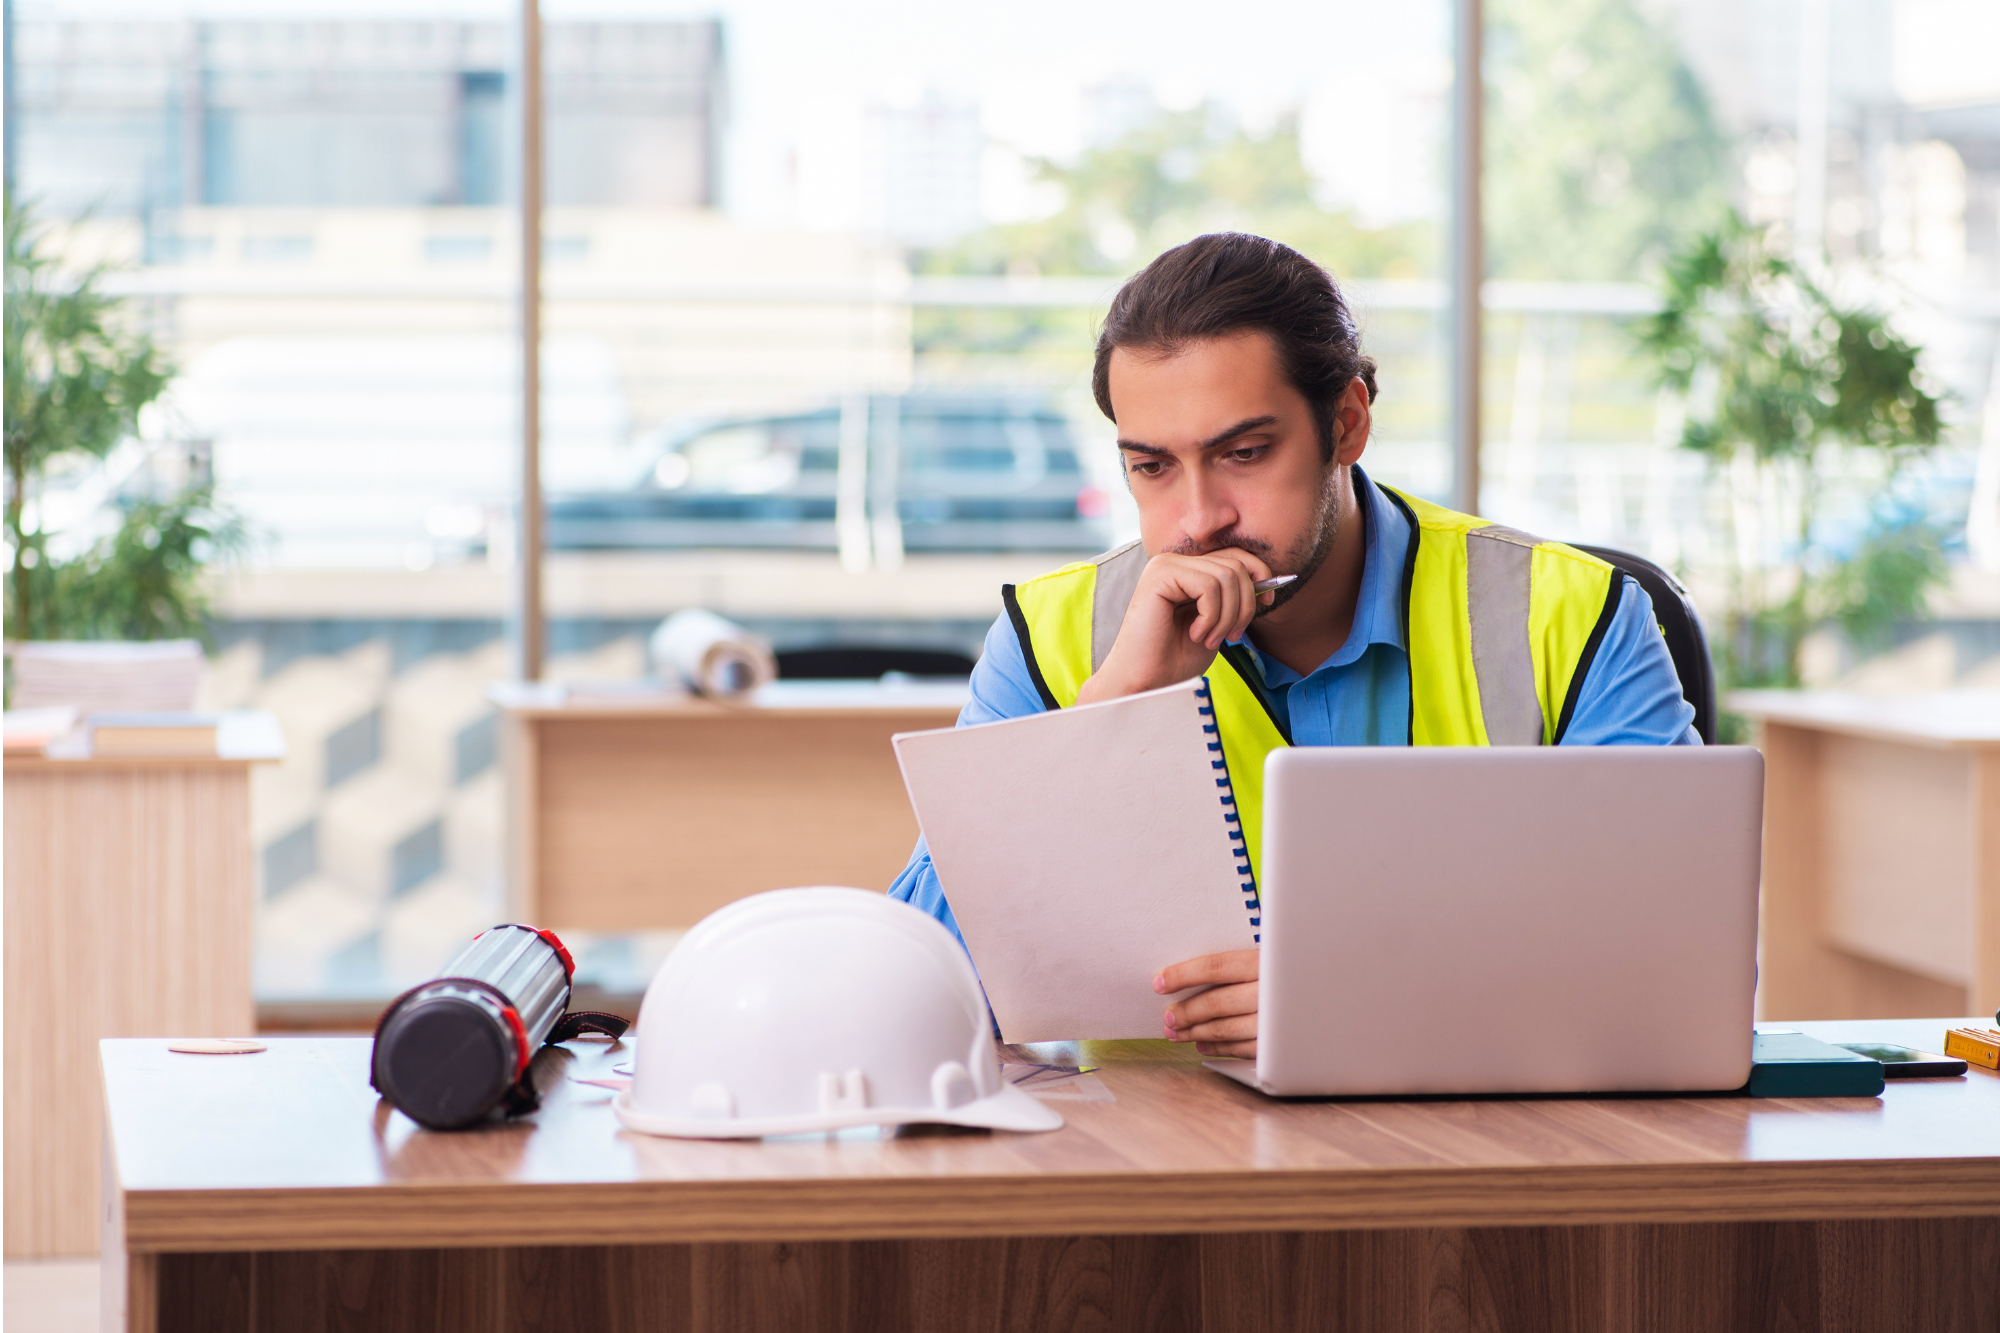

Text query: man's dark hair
(1091, 233), (1378, 463)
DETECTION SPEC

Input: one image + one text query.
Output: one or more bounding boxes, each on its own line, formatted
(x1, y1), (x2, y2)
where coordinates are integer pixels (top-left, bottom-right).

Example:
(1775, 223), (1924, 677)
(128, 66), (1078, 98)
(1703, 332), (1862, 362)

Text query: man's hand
(1076, 551), (1275, 704)
(1156, 949), (1259, 1059)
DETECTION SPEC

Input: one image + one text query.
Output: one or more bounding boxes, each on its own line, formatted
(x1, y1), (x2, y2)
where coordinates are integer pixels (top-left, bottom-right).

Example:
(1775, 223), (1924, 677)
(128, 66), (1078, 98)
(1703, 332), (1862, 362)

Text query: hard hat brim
(612, 1079), (1064, 1139)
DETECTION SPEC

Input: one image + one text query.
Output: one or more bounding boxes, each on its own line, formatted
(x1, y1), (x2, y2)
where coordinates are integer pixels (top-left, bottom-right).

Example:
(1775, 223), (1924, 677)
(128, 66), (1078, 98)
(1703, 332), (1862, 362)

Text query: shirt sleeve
(955, 610), (1049, 725)
(1556, 575), (1702, 746)
(887, 612), (1050, 943)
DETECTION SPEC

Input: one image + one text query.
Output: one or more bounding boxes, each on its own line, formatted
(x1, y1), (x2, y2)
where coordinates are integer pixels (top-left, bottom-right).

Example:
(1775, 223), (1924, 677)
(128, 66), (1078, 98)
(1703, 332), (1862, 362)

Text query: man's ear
(1331, 378), (1372, 467)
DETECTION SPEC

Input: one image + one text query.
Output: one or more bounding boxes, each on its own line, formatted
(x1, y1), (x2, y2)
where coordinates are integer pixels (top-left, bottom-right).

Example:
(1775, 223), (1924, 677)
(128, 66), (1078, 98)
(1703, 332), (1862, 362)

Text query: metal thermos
(371, 924), (578, 1130)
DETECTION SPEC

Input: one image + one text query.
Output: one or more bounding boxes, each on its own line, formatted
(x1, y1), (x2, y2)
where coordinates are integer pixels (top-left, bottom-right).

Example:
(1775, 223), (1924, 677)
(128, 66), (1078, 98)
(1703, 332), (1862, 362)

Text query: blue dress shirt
(890, 466), (1699, 942)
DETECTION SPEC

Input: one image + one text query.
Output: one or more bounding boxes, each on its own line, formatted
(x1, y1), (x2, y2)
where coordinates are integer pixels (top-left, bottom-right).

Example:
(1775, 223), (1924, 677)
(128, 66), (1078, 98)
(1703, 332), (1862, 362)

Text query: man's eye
(1129, 460), (1164, 477)
(1227, 446), (1266, 462)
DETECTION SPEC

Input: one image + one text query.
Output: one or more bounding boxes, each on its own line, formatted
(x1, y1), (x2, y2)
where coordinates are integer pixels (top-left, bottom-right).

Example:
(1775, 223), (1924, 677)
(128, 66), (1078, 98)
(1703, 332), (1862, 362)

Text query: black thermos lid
(373, 990), (517, 1130)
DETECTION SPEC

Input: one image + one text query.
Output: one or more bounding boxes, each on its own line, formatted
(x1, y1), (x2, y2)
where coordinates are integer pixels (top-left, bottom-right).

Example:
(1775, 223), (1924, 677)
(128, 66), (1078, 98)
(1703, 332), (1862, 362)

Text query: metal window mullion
(836, 394), (872, 572)
(516, 0), (544, 680)
(1451, 0), (1484, 518)
(869, 395), (904, 571)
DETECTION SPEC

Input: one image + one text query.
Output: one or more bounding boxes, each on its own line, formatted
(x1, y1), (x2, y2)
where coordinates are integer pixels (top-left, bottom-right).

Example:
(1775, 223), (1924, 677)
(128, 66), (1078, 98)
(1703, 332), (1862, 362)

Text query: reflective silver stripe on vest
(1465, 524), (1543, 745)
(1090, 527), (1545, 743)
(1089, 540), (1147, 673)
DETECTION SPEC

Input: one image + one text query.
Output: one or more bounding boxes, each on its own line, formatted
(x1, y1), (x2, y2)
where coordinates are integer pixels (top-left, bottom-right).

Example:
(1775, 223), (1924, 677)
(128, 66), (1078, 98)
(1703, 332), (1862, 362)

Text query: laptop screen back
(1254, 747), (1763, 1096)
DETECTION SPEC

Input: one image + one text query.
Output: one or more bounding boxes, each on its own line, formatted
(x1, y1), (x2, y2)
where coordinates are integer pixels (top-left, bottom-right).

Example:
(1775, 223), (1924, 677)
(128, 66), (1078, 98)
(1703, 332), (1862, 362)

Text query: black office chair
(1573, 545), (1717, 745)
(775, 646), (977, 680)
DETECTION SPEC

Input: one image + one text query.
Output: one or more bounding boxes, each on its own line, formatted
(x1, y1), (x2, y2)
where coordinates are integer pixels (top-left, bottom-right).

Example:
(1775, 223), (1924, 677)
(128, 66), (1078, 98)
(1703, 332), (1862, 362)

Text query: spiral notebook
(892, 677), (1261, 1042)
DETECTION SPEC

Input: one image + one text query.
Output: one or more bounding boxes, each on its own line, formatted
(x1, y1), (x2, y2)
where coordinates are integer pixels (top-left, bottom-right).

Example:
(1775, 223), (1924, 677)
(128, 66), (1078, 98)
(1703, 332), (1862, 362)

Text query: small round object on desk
(168, 1038), (268, 1055)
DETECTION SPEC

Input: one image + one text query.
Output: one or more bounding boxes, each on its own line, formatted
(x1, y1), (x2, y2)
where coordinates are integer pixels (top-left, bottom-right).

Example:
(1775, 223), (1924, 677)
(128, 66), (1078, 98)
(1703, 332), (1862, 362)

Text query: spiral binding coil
(1196, 679), (1262, 944)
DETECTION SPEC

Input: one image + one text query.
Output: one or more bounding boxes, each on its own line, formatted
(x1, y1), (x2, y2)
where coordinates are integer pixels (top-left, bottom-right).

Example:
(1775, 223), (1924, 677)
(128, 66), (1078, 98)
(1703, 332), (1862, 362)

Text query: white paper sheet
(892, 678), (1258, 1042)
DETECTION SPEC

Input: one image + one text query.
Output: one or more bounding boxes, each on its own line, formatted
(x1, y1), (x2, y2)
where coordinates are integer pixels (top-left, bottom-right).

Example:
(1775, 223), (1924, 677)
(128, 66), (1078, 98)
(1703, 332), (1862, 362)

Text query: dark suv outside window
(546, 392), (1111, 554)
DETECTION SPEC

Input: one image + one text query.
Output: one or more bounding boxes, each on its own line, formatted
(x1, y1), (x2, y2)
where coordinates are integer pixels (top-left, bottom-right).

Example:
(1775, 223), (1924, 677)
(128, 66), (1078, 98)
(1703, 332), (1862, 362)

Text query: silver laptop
(1205, 746), (1764, 1097)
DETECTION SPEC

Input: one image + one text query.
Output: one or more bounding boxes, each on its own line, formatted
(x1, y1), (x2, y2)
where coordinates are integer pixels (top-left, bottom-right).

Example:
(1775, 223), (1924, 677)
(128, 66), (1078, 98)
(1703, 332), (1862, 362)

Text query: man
(890, 232), (1696, 1060)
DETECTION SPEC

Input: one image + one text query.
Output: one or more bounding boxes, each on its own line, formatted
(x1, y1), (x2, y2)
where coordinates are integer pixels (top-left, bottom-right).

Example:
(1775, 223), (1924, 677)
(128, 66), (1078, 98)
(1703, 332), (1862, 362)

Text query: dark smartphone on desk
(1834, 1043), (1967, 1078)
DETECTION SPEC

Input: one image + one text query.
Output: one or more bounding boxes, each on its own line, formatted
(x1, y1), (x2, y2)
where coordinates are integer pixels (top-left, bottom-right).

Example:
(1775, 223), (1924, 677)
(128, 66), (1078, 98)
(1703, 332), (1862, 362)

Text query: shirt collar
(1235, 464), (1410, 687)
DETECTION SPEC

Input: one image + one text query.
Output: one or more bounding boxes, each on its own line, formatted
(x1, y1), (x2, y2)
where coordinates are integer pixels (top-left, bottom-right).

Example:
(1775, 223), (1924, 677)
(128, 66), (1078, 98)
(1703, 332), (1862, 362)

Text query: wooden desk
(496, 682), (965, 931)
(1735, 691), (2000, 1022)
(104, 1019), (2000, 1332)
(5, 712), (283, 1258)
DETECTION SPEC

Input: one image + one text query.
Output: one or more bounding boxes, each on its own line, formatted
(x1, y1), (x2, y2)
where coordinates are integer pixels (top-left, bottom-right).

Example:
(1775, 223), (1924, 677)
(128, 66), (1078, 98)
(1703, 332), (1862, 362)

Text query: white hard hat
(614, 887), (1063, 1138)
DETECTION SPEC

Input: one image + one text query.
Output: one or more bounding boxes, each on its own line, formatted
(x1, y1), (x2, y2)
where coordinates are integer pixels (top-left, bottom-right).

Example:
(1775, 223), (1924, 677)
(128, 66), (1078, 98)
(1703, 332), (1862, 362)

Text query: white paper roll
(649, 610), (777, 701)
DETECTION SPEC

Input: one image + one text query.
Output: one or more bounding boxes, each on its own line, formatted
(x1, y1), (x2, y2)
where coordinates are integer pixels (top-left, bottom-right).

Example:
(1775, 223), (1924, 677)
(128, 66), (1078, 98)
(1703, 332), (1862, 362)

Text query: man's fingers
(1190, 580), (1224, 648)
(1194, 1038), (1257, 1060)
(1200, 573), (1236, 649)
(1149, 554), (1270, 652)
(1192, 566), (1244, 649)
(1165, 980), (1258, 1032)
(1087, 549), (1271, 704)
(1209, 561), (1250, 647)
(1154, 948), (1259, 995)
(1222, 567), (1250, 642)
(1166, 1010), (1257, 1045)
(1204, 547), (1274, 586)
(1176, 1012), (1256, 1040)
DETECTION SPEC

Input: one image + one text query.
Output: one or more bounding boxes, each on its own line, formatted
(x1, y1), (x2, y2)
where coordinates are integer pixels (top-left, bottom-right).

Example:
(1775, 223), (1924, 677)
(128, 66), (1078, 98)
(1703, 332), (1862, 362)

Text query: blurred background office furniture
(100, 1019), (2000, 1332)
(495, 679), (965, 931)
(1738, 691), (2000, 1023)
(1575, 544), (1717, 745)
(2, 711), (283, 1258)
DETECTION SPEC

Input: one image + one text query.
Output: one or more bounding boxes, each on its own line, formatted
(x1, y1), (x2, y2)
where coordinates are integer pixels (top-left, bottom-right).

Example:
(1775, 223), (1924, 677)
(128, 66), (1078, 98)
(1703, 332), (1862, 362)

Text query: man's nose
(1178, 472), (1239, 551)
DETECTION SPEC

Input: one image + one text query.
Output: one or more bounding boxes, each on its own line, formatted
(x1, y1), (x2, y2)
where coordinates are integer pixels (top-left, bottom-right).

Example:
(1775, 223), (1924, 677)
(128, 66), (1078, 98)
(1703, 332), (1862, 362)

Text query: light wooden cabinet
(496, 683), (965, 931)
(1737, 691), (2000, 1022)
(3, 714), (280, 1257)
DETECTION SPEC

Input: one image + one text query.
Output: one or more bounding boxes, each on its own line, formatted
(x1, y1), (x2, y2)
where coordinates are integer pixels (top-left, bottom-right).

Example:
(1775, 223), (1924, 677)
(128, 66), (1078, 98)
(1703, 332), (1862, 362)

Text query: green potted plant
(1640, 217), (1948, 718)
(4, 194), (242, 656)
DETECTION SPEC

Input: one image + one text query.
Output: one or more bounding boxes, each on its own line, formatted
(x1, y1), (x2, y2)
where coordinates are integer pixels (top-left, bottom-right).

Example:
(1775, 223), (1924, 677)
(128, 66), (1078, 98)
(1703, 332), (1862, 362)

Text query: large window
(11, 0), (1996, 1003)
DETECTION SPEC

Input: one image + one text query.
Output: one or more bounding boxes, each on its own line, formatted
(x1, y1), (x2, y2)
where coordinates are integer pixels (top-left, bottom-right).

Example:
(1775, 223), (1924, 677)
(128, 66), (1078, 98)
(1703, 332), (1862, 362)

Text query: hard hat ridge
(615, 887), (1063, 1138)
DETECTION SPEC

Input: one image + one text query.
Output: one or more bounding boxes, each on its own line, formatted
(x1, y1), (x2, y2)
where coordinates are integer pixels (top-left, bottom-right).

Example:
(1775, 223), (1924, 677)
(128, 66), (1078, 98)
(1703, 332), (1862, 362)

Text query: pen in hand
(1252, 576), (1296, 591)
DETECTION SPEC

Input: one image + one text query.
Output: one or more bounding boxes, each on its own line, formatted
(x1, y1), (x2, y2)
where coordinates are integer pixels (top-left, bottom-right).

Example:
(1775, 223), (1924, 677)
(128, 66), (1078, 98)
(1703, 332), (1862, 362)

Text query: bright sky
(1891, 0), (2000, 105)
(22, 0), (1454, 228)
(674, 0), (1452, 229)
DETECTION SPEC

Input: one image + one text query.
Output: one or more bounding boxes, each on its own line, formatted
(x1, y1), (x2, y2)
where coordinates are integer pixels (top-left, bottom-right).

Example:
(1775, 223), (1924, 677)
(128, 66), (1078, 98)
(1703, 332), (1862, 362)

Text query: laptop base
(1202, 1059), (1271, 1093)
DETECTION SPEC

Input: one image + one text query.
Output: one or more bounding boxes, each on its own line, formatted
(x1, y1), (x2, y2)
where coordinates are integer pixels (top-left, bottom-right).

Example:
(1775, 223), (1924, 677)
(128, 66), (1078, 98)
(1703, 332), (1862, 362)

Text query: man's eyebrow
(1115, 416), (1279, 455)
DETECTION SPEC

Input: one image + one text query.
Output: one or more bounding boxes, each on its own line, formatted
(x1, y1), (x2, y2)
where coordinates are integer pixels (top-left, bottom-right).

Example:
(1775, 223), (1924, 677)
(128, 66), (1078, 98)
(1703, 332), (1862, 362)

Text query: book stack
(2, 707), (81, 755)
(88, 713), (220, 758)
(6, 640), (204, 713)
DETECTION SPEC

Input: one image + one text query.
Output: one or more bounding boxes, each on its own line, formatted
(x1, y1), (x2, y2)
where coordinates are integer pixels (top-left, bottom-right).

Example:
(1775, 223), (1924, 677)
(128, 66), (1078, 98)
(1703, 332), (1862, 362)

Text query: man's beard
(1169, 466), (1343, 618)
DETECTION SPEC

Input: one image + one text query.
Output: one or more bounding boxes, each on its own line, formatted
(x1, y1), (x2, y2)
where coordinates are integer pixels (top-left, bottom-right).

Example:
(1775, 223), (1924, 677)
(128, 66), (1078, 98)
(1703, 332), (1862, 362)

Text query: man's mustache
(1166, 532), (1279, 561)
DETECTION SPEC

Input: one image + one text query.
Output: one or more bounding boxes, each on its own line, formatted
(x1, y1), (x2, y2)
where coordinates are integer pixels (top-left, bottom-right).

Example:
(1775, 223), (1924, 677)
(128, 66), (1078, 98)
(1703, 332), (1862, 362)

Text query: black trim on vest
(1216, 643), (1294, 746)
(1376, 484), (1423, 747)
(1552, 569), (1626, 744)
(1002, 583), (1061, 711)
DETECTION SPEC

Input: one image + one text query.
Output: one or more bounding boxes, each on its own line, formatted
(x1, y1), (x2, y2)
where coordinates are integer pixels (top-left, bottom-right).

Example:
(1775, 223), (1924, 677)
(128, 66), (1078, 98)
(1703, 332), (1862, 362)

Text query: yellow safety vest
(1001, 484), (1623, 886)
